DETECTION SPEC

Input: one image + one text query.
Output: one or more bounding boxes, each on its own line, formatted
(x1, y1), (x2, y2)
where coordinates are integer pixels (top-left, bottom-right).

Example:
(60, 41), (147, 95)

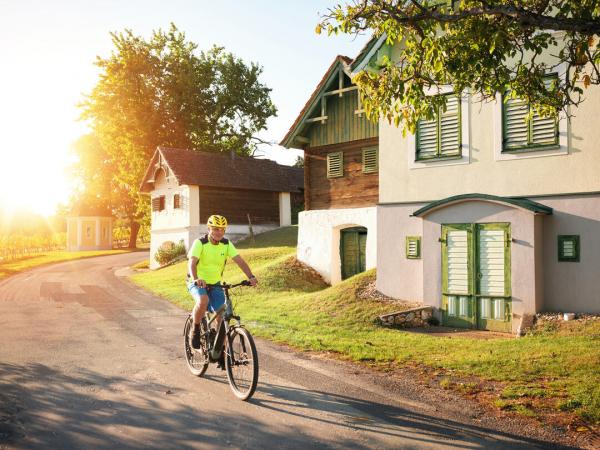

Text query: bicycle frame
(204, 281), (247, 362)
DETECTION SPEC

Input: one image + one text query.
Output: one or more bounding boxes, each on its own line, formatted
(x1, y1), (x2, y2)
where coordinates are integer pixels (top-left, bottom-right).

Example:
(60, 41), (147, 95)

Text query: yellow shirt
(187, 236), (238, 284)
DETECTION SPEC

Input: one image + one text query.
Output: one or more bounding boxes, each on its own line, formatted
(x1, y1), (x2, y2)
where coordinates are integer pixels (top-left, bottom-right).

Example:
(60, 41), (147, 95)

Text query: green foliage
(78, 24), (276, 245)
(154, 240), (186, 266)
(319, 1), (600, 134)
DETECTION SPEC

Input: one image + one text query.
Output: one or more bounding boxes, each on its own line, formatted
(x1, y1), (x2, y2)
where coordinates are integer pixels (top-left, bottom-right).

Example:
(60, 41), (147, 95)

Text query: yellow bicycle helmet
(207, 214), (228, 228)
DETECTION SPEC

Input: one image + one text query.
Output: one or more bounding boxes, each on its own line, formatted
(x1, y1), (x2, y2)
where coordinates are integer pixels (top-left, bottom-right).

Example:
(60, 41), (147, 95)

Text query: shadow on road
(0, 361), (578, 450)
(249, 381), (576, 450)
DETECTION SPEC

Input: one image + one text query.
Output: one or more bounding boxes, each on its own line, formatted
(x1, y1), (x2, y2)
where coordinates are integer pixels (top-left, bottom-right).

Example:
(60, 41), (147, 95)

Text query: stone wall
(378, 307), (434, 328)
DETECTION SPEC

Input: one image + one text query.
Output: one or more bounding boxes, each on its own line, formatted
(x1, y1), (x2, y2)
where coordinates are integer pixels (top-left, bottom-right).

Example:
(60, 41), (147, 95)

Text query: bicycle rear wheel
(225, 326), (259, 400)
(184, 316), (209, 377)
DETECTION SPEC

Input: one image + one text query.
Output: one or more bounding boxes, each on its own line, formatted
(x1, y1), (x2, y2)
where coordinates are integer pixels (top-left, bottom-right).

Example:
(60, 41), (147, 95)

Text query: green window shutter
(503, 96), (529, 150)
(503, 75), (559, 151)
(406, 236), (421, 259)
(416, 118), (438, 159)
(416, 93), (461, 160)
(327, 152), (343, 178)
(362, 147), (378, 173)
(439, 95), (461, 157)
(558, 235), (580, 262)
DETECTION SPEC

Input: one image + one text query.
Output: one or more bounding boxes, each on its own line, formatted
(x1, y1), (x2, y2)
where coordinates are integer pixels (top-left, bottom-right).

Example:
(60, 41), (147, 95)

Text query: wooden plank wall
(307, 90), (378, 147)
(305, 137), (378, 210)
(199, 188), (280, 224)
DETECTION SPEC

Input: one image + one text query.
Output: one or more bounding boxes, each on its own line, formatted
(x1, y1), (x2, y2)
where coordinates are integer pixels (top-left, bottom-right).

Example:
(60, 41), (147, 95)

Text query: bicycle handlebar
(205, 280), (251, 289)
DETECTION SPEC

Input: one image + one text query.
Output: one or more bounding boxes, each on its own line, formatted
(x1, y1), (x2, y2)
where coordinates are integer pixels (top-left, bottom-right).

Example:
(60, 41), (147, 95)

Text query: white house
(140, 147), (303, 269)
(284, 36), (600, 334)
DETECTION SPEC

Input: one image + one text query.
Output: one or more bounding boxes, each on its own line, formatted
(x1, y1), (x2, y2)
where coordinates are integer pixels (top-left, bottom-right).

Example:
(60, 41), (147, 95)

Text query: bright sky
(0, 0), (368, 216)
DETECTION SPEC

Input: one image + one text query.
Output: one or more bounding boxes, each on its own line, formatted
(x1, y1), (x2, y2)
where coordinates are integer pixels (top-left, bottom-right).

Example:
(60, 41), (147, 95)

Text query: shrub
(154, 240), (186, 266)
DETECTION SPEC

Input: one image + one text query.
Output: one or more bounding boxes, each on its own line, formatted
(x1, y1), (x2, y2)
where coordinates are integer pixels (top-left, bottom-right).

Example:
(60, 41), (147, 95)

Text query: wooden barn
(280, 55), (379, 284)
(140, 147), (303, 269)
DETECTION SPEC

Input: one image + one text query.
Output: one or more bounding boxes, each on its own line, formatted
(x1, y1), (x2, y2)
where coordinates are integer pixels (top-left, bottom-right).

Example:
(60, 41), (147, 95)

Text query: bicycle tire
(225, 326), (259, 400)
(183, 315), (209, 377)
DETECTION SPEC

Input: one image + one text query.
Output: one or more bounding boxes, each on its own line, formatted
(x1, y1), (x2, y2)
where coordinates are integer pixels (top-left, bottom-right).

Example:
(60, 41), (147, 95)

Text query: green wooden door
(341, 227), (367, 280)
(475, 223), (512, 332)
(442, 223), (512, 332)
(442, 224), (476, 328)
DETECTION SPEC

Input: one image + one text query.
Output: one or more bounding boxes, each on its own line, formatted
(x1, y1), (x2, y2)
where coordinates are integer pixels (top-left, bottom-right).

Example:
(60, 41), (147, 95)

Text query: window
(406, 236), (421, 259)
(173, 194), (181, 209)
(362, 147), (378, 173)
(152, 196), (165, 212)
(416, 94), (461, 161)
(558, 235), (580, 262)
(502, 75), (559, 152)
(326, 152), (343, 178)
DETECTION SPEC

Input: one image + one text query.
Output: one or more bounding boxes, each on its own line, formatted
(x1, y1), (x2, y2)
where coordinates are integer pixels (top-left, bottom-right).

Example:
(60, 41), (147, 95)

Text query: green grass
(0, 249), (131, 280)
(129, 226), (600, 424)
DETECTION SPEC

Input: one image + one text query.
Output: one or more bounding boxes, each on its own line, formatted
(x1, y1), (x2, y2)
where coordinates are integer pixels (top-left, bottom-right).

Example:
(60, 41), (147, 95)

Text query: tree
(79, 24), (277, 247)
(293, 155), (305, 168)
(318, 1), (600, 132)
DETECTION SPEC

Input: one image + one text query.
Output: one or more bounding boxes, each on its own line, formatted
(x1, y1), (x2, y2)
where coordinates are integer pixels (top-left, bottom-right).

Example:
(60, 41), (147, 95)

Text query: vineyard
(0, 233), (67, 261)
(0, 226), (150, 262)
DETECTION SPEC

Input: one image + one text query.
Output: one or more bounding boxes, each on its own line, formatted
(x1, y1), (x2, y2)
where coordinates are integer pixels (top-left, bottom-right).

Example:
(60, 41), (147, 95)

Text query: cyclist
(187, 214), (257, 362)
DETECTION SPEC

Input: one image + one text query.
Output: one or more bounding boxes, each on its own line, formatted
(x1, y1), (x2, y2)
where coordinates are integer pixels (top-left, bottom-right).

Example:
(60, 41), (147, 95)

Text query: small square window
(406, 236), (421, 259)
(326, 152), (343, 178)
(558, 235), (580, 262)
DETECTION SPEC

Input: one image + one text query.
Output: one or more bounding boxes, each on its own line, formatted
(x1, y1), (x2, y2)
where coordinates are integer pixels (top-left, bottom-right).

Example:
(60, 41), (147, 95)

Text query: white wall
(297, 207), (377, 284)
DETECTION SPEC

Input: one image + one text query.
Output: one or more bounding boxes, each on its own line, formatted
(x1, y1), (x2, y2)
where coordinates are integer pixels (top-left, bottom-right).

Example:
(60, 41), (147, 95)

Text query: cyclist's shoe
(217, 353), (226, 371)
(191, 330), (201, 349)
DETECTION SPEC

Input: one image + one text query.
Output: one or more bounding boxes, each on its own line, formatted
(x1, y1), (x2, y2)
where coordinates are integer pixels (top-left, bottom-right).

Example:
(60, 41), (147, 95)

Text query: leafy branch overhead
(318, 0), (600, 132)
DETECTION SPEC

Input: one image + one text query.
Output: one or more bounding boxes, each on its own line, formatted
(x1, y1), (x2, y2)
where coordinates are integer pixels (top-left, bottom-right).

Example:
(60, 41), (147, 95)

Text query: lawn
(130, 226), (600, 426)
(0, 249), (131, 280)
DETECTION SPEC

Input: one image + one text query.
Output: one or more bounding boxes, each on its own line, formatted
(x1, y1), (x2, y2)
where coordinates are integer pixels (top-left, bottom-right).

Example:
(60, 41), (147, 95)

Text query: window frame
(173, 193), (181, 209)
(558, 235), (580, 262)
(326, 151), (344, 178)
(415, 92), (462, 162)
(406, 235), (422, 259)
(361, 147), (378, 174)
(501, 73), (560, 154)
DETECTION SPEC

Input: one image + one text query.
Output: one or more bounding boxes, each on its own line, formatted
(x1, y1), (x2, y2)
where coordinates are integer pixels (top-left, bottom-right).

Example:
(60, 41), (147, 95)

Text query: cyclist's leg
(207, 287), (227, 368)
(187, 282), (209, 348)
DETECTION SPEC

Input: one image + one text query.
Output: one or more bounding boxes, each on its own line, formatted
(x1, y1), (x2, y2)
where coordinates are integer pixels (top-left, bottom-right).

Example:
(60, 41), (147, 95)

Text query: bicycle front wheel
(184, 316), (209, 377)
(225, 326), (259, 400)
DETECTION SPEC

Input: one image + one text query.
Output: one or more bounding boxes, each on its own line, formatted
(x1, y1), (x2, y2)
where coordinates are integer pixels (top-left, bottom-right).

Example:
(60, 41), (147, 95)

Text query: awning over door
(411, 193), (553, 217)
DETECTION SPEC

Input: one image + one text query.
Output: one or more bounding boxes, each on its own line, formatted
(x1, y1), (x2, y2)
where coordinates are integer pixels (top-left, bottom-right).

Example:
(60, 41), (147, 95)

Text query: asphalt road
(0, 253), (573, 449)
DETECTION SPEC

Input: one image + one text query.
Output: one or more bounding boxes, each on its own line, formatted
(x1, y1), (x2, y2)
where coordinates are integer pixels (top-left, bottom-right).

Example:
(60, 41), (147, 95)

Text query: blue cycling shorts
(187, 282), (226, 313)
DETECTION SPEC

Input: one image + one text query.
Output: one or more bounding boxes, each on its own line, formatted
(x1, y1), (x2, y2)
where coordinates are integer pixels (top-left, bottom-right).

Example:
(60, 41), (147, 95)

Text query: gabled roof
(411, 193), (553, 217)
(140, 147), (303, 194)
(350, 34), (387, 73)
(280, 55), (353, 149)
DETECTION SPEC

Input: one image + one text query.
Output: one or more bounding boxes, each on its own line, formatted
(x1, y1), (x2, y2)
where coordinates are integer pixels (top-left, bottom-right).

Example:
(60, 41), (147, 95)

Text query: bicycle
(183, 280), (259, 400)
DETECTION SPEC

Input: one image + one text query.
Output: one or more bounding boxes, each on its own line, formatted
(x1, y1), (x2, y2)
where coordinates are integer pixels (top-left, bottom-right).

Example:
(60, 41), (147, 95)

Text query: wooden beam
(304, 150), (311, 212)
(323, 86), (358, 97)
(320, 95), (326, 121)
(306, 116), (328, 124)
(338, 67), (344, 97)
(294, 136), (310, 144)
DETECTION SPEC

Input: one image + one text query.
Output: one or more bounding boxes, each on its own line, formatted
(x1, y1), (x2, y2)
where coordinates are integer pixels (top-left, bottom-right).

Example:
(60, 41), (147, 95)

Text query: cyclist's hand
(248, 275), (258, 287)
(194, 279), (206, 288)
